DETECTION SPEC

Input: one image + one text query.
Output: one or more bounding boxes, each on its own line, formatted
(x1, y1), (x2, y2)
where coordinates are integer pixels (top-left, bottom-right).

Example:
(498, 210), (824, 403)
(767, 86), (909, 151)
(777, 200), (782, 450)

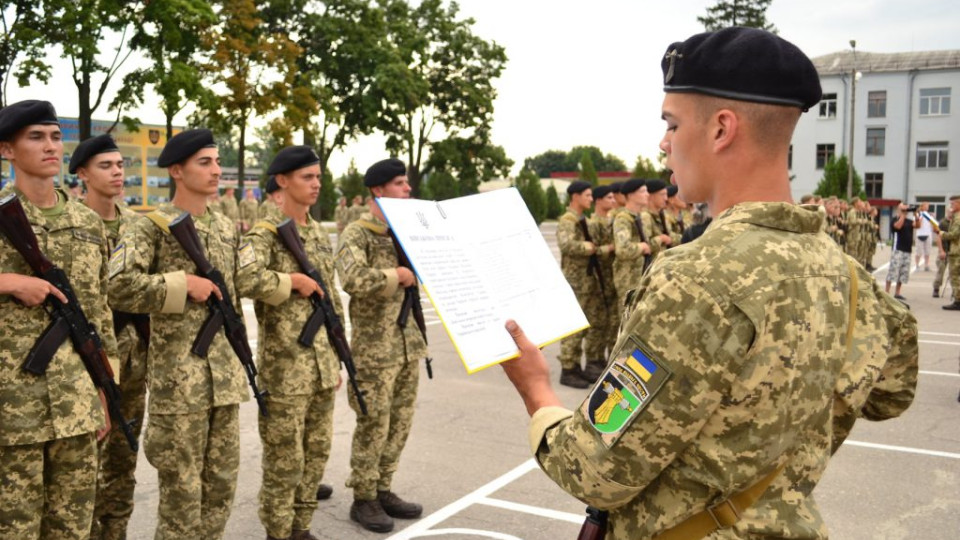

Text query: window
(816, 144), (835, 169)
(819, 93), (837, 118)
(919, 88), (951, 116)
(788, 145), (793, 170)
(867, 91), (887, 117)
(866, 128), (885, 156)
(864, 173), (883, 198)
(916, 142), (948, 169)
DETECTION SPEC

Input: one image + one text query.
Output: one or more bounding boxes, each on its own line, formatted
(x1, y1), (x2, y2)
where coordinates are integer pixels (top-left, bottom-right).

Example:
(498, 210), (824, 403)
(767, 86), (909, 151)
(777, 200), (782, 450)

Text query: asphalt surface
(123, 222), (960, 540)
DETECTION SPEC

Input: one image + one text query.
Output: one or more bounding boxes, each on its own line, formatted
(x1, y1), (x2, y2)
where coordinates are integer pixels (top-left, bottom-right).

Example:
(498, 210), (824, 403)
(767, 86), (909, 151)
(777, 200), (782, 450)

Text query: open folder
(377, 187), (589, 373)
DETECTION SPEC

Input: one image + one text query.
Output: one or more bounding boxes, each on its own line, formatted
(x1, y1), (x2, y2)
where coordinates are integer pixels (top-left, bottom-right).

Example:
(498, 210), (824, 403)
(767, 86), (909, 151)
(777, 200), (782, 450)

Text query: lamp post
(847, 40), (858, 200)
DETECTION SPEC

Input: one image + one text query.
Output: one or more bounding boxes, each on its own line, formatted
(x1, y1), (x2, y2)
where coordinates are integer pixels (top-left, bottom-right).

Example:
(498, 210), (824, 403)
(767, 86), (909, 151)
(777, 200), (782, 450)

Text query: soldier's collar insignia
(580, 336), (672, 448)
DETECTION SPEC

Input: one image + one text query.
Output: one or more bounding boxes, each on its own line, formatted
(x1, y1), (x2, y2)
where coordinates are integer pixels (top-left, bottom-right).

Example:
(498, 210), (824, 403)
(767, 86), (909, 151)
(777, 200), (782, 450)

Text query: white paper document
(377, 188), (588, 373)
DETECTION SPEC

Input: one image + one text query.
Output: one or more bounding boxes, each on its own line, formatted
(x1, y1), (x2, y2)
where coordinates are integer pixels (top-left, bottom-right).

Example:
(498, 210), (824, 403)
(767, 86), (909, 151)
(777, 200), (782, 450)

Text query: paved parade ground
(124, 223), (960, 540)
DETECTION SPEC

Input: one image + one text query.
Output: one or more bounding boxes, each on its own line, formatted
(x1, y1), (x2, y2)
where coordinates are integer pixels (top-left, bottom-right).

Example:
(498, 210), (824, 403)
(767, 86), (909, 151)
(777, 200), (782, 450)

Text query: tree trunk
(78, 70), (92, 141)
(237, 119), (246, 197)
(166, 114), (176, 199)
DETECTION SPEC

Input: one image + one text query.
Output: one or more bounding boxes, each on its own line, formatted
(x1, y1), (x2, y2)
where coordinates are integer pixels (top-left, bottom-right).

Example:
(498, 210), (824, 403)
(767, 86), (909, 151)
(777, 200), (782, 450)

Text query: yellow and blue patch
(108, 243), (125, 278)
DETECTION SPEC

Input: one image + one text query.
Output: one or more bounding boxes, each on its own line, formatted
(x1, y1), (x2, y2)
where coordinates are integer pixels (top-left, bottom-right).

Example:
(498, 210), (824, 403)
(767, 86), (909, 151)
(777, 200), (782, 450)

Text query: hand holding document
(377, 188), (588, 373)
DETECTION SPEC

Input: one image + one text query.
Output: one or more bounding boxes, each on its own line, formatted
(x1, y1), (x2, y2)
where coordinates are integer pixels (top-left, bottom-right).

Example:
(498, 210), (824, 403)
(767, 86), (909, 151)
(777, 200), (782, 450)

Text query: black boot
(378, 490), (423, 519)
(316, 483), (333, 500)
(933, 289), (940, 298)
(290, 531), (320, 540)
(581, 360), (606, 383)
(350, 499), (394, 533)
(943, 301), (960, 311)
(559, 366), (590, 388)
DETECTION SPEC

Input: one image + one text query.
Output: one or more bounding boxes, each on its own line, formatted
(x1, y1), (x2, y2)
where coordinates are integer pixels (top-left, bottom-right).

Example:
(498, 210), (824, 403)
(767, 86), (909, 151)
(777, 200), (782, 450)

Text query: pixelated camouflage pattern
(589, 213), (619, 360)
(219, 195), (240, 223)
(108, 202), (249, 414)
(0, 185), (115, 447)
(941, 215), (960, 301)
(556, 210), (606, 368)
(335, 204), (349, 231)
(612, 209), (656, 308)
(239, 198), (259, 230)
(533, 202), (918, 540)
(0, 432), (98, 540)
(143, 406), (239, 540)
(346, 203), (367, 224)
(646, 210), (675, 262)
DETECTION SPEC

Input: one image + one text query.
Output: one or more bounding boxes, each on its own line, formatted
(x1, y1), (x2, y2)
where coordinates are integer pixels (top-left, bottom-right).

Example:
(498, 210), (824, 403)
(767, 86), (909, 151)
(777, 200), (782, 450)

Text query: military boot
(581, 360), (606, 383)
(266, 535), (289, 540)
(290, 530), (320, 540)
(316, 483), (333, 500)
(378, 490), (423, 519)
(350, 499), (394, 533)
(933, 288), (940, 298)
(943, 301), (960, 310)
(559, 365), (590, 389)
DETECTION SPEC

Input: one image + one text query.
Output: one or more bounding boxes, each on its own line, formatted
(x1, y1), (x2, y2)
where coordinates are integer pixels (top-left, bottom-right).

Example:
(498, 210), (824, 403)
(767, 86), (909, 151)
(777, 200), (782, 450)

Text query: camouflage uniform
(91, 204), (149, 540)
(219, 194), (240, 227)
(844, 208), (863, 263)
(612, 209), (657, 308)
(646, 210), (675, 264)
(108, 202), (249, 540)
(556, 210), (603, 370)
(589, 212), (619, 360)
(941, 215), (960, 304)
(336, 212), (427, 500)
(0, 186), (115, 540)
(335, 204), (349, 232)
(347, 204), (366, 224)
(236, 213), (343, 539)
(527, 203), (918, 539)
(239, 198), (260, 232)
(934, 216), (952, 296)
(658, 209), (683, 248)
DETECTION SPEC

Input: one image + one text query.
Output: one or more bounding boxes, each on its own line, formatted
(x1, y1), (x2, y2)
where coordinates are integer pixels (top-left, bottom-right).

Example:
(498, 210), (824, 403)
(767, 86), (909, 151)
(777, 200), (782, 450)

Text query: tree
(318, 168), (337, 220)
(424, 132), (513, 196)
(545, 183), (563, 220)
(814, 155), (865, 199)
(337, 160), (366, 202)
(697, 0), (777, 32)
(565, 145), (626, 173)
(579, 153), (598, 185)
(523, 150), (567, 179)
(515, 168), (546, 225)
(0, 1), (58, 108)
(377, 0), (507, 196)
(422, 170), (459, 201)
(632, 155), (661, 179)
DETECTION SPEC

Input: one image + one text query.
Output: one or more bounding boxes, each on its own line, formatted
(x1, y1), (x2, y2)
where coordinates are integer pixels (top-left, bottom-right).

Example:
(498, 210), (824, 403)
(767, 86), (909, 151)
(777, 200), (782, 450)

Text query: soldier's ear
(0, 141), (12, 159)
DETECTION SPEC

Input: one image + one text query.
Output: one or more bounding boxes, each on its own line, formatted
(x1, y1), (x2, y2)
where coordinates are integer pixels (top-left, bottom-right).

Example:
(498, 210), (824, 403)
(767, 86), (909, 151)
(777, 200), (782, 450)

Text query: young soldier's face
(372, 175), (412, 200)
(648, 190), (668, 211)
(660, 93), (709, 204)
(171, 148), (221, 197)
(78, 151), (124, 198)
(0, 125), (63, 178)
(596, 193), (616, 212)
(572, 190), (593, 211)
(279, 164), (321, 206)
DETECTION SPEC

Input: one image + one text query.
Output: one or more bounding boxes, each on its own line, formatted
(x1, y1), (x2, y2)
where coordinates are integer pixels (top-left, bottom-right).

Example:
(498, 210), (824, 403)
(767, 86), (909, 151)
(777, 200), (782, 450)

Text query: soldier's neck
(12, 173), (57, 208)
(282, 200), (310, 225)
(171, 188), (209, 217)
(84, 191), (118, 220)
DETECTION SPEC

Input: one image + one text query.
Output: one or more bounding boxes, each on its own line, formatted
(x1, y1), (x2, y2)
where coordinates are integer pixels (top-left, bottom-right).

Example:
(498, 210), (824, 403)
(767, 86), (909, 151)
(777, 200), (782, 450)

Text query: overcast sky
(6, 0), (958, 177)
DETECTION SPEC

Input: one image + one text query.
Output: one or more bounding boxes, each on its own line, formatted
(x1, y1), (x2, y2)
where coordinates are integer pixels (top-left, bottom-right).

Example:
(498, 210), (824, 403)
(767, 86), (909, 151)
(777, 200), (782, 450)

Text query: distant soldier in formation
(865, 203), (880, 269)
(664, 184), (689, 239)
(645, 179), (679, 260)
(612, 179), (654, 307)
(941, 195), (960, 311)
(334, 196), (349, 233)
(609, 181), (626, 218)
(589, 184), (619, 363)
(933, 205), (952, 299)
(347, 194), (365, 223)
(824, 196), (845, 246)
(220, 186), (240, 228)
(239, 187), (260, 233)
(264, 176), (284, 210)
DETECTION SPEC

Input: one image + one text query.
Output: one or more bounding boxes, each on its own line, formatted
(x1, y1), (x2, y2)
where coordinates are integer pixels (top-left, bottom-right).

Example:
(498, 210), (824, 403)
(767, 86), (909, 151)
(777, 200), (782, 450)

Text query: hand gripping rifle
(0, 194), (138, 451)
(388, 229), (433, 379)
(167, 212), (269, 416)
(275, 218), (367, 415)
(633, 214), (653, 273)
(577, 216), (607, 308)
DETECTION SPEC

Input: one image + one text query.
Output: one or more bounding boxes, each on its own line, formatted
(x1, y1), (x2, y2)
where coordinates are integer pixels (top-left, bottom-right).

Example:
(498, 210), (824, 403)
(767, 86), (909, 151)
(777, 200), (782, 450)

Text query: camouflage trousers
(0, 432), (98, 540)
(613, 259), (645, 310)
(949, 256), (960, 302)
(346, 358), (419, 500)
(559, 282), (605, 369)
(143, 405), (239, 540)
(258, 388), (336, 538)
(934, 254), (949, 291)
(90, 340), (147, 540)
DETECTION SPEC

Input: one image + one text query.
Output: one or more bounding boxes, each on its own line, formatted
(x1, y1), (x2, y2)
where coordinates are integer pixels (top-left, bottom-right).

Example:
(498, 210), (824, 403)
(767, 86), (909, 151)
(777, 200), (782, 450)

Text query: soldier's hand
(397, 267), (416, 288)
(501, 319), (563, 416)
(0, 273), (69, 306)
(336, 372), (343, 391)
(659, 234), (672, 246)
(639, 242), (651, 255)
(291, 273), (323, 298)
(186, 275), (222, 303)
(96, 389), (112, 442)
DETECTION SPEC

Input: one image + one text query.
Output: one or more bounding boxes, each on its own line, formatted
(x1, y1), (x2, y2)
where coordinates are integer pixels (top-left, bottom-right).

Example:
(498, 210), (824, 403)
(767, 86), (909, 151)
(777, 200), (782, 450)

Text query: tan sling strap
(144, 211), (170, 234)
(252, 220), (278, 234)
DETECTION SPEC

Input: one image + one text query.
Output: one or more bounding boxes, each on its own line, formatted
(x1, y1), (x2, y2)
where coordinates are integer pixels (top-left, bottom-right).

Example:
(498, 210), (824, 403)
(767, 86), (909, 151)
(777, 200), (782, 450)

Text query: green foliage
(318, 168), (337, 220)
(0, 1), (56, 107)
(337, 160), (366, 202)
(524, 146), (627, 179)
(579, 153), (598, 185)
(545, 183), (564, 220)
(423, 171), (459, 201)
(814, 155), (865, 199)
(425, 132), (513, 196)
(697, 0), (777, 32)
(632, 155), (661, 179)
(523, 150), (567, 178)
(515, 168), (546, 225)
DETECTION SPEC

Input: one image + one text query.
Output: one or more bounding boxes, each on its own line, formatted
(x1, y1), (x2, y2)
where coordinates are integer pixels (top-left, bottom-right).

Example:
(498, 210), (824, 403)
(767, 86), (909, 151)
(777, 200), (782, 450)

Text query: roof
(812, 50), (960, 76)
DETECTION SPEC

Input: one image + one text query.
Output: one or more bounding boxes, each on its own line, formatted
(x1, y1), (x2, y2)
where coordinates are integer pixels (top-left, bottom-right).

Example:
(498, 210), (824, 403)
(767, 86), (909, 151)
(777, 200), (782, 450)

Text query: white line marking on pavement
(920, 370), (960, 378)
(477, 497), (584, 524)
(426, 320), (443, 327)
(387, 459), (540, 540)
(921, 331), (960, 338)
(845, 440), (960, 460)
(409, 529), (523, 539)
(919, 340), (960, 346)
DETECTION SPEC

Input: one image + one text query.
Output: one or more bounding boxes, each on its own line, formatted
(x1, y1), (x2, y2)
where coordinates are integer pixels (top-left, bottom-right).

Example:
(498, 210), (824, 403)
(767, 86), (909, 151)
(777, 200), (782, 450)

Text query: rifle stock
(388, 230), (433, 379)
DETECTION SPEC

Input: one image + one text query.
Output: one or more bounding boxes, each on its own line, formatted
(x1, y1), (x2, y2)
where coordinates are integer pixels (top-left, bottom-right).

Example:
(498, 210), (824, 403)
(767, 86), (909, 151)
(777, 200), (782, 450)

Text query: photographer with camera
(885, 203), (917, 301)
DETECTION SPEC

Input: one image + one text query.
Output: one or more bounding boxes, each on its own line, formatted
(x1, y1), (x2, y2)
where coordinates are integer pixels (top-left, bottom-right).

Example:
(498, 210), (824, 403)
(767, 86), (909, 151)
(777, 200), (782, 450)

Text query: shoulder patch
(238, 241), (257, 269)
(337, 245), (357, 273)
(109, 243), (126, 278)
(580, 336), (672, 448)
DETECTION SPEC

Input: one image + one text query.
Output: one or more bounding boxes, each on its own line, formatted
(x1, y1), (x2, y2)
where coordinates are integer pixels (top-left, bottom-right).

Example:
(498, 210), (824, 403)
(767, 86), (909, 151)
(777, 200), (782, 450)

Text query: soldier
(608, 182), (626, 218)
(588, 184), (619, 366)
(612, 179), (654, 307)
(69, 134), (150, 540)
(336, 158), (428, 533)
(347, 194), (365, 223)
(236, 146), (341, 540)
(645, 179), (679, 259)
(335, 196), (349, 233)
(220, 186), (240, 229)
(108, 129), (249, 540)
(500, 28), (917, 539)
(940, 195), (960, 310)
(0, 100), (116, 539)
(664, 184), (689, 239)
(933, 207), (952, 298)
(556, 180), (602, 388)
(865, 203), (880, 270)
(239, 187), (260, 233)
(265, 176), (285, 209)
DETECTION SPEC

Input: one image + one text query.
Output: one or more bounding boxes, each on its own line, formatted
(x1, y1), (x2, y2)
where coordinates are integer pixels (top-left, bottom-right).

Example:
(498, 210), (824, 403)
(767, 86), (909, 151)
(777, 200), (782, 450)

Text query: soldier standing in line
(220, 186), (240, 229)
(347, 194), (365, 223)
(264, 176), (285, 210)
(663, 184), (687, 239)
(608, 182), (626, 218)
(865, 203), (880, 270)
(933, 206), (952, 299)
(500, 28), (918, 539)
(845, 199), (863, 264)
(69, 135), (150, 540)
(612, 179), (654, 308)
(588, 184), (619, 368)
(239, 187), (260, 233)
(555, 180), (602, 388)
(108, 129), (249, 540)
(236, 146), (342, 540)
(0, 100), (116, 539)
(336, 159), (427, 533)
(334, 196), (349, 233)
(645, 179), (679, 260)
(940, 195), (960, 311)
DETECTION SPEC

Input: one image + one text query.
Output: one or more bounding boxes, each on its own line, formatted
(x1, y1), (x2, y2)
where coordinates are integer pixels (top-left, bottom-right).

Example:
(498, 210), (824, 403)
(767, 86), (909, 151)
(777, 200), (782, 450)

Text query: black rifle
(167, 212), (269, 416)
(577, 507), (608, 540)
(633, 214), (653, 273)
(0, 193), (138, 451)
(274, 218), (367, 415)
(577, 216), (607, 307)
(112, 310), (150, 346)
(388, 229), (433, 379)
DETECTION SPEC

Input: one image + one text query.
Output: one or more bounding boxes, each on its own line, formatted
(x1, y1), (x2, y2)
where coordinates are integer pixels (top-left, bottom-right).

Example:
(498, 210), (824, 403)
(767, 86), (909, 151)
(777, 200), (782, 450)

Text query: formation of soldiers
(821, 195), (881, 270)
(0, 99), (428, 540)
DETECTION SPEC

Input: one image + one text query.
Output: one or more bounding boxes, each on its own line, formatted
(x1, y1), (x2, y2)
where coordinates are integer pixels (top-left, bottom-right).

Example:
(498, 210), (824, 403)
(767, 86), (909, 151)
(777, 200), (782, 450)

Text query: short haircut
(694, 96), (801, 152)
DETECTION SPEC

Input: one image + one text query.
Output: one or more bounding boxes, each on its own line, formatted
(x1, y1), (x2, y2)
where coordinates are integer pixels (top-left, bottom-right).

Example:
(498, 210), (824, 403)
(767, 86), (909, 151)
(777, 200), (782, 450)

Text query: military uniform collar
(711, 202), (825, 234)
(1, 184), (84, 231)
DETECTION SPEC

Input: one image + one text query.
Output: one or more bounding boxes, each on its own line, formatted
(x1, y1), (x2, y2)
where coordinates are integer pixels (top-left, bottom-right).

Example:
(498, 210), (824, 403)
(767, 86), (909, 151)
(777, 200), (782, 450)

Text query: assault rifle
(167, 212), (269, 416)
(275, 218), (367, 415)
(577, 216), (607, 307)
(388, 230), (433, 379)
(577, 507), (608, 540)
(633, 214), (653, 273)
(112, 310), (150, 346)
(0, 193), (138, 451)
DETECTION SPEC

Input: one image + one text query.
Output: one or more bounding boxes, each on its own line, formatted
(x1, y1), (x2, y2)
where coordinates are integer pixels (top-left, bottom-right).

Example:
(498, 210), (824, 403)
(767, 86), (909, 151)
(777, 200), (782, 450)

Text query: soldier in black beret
(644, 179), (678, 257)
(0, 99), (59, 141)
(264, 176), (283, 209)
(665, 184), (691, 238)
(588, 183), (620, 366)
(608, 181), (626, 218)
(566, 180), (592, 197)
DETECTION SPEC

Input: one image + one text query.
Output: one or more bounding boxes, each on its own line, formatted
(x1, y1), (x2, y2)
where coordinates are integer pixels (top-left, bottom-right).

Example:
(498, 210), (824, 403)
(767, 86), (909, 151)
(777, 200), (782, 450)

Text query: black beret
(609, 182), (623, 193)
(67, 179), (79, 189)
(567, 180), (592, 195)
(646, 179), (667, 194)
(621, 178), (646, 195)
(267, 145), (320, 175)
(68, 134), (120, 174)
(364, 158), (406, 187)
(592, 185), (612, 199)
(0, 100), (59, 141)
(666, 185), (679, 197)
(157, 128), (216, 168)
(265, 175), (280, 194)
(662, 27), (822, 111)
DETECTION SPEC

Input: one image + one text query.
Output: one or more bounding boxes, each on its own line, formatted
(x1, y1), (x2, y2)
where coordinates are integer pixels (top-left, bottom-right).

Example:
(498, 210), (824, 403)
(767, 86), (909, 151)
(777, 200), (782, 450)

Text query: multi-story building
(790, 49), (960, 219)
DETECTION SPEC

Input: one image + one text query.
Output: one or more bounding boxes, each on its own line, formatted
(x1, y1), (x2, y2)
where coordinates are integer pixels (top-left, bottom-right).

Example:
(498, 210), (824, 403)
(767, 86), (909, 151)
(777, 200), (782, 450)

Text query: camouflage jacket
(0, 186), (116, 445)
(220, 195), (240, 222)
(646, 209), (676, 258)
(527, 202), (918, 539)
(335, 213), (427, 366)
(107, 203), (248, 414)
(557, 209), (599, 293)
(589, 213), (616, 288)
(102, 204), (149, 379)
(239, 199), (259, 228)
(612, 209), (656, 298)
(236, 213), (343, 394)
(941, 215), (960, 255)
